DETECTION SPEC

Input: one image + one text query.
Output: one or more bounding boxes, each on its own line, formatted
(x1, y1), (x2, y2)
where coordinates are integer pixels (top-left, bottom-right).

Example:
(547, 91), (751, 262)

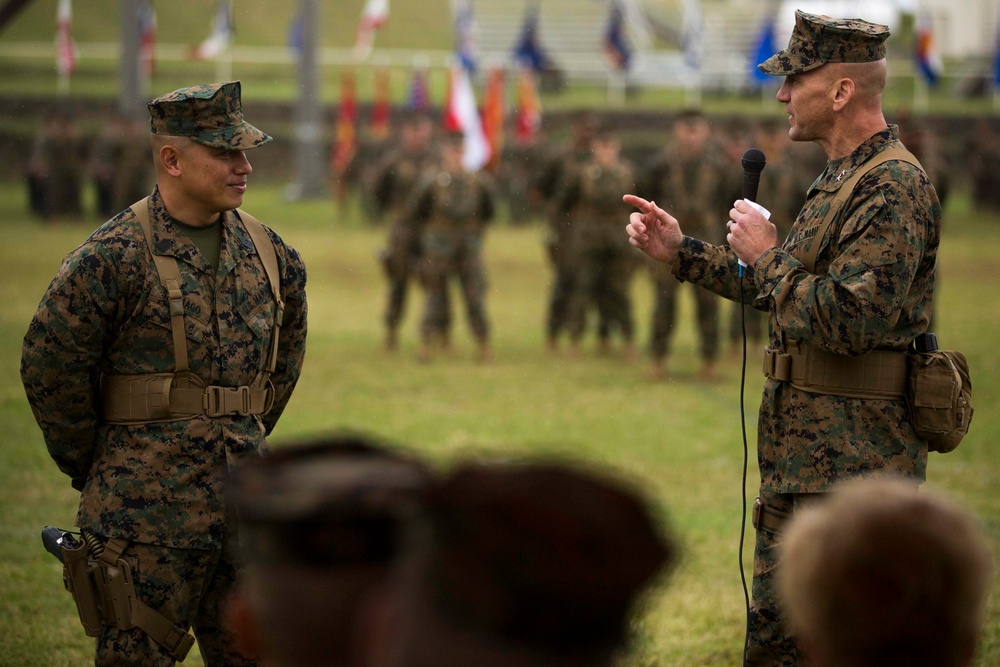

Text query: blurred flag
(190, 0), (233, 61)
(681, 0), (701, 70)
(748, 13), (776, 86)
(139, 1), (157, 78)
(513, 2), (549, 73)
(995, 19), (1000, 91)
(914, 10), (943, 87)
(406, 65), (430, 112)
(353, 0), (389, 60)
(514, 67), (541, 144)
(330, 70), (358, 202)
(443, 62), (490, 171)
(287, 11), (303, 57)
(454, 0), (478, 74)
(602, 0), (631, 71)
(482, 67), (505, 172)
(55, 0), (77, 77)
(370, 67), (392, 140)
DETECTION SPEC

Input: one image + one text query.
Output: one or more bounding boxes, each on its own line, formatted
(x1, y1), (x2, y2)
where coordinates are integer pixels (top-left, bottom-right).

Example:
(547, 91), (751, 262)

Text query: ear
(225, 592), (264, 661)
(831, 77), (855, 111)
(159, 143), (183, 177)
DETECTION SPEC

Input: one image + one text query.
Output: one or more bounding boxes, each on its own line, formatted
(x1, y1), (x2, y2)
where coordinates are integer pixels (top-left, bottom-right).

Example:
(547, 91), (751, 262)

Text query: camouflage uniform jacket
(556, 158), (635, 253)
(646, 142), (732, 244)
(671, 127), (940, 493)
(408, 169), (496, 255)
(21, 187), (308, 549)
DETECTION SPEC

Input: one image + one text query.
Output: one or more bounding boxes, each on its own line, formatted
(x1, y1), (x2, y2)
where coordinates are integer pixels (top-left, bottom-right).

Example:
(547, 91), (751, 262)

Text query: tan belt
(762, 344), (907, 400)
(101, 373), (273, 423)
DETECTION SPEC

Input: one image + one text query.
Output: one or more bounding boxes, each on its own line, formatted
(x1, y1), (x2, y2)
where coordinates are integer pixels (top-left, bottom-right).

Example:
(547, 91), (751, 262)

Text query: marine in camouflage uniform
(645, 110), (732, 379)
(533, 113), (597, 351)
(556, 129), (637, 357)
(374, 111), (439, 351)
(626, 12), (940, 666)
(407, 132), (496, 362)
(21, 81), (307, 667)
(27, 107), (86, 220)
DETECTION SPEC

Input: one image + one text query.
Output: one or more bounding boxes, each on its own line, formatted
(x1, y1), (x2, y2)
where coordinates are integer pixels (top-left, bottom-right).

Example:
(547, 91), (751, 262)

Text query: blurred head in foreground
(228, 434), (431, 667)
(778, 478), (994, 667)
(362, 460), (677, 667)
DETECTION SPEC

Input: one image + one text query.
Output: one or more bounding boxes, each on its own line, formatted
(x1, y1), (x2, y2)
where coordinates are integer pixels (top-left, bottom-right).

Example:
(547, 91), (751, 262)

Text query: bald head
(831, 60), (887, 109)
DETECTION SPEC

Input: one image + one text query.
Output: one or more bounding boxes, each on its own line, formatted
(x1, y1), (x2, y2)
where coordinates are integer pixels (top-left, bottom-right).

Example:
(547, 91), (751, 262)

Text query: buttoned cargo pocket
(236, 281), (275, 340)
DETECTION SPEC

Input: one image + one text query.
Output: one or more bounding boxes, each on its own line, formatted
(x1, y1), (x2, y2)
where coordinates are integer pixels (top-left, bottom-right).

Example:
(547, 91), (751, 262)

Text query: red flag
(331, 70), (358, 178)
(369, 67), (391, 140)
(55, 0), (77, 77)
(514, 67), (541, 144)
(482, 68), (505, 172)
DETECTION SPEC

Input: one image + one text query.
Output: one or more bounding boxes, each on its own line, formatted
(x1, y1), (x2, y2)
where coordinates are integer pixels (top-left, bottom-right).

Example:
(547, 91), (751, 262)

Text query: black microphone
(741, 147), (767, 203)
(736, 148), (767, 274)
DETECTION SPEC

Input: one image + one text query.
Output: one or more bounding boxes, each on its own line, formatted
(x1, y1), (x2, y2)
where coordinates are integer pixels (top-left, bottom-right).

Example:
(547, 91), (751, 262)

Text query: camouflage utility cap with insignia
(147, 80), (272, 150)
(758, 10), (890, 76)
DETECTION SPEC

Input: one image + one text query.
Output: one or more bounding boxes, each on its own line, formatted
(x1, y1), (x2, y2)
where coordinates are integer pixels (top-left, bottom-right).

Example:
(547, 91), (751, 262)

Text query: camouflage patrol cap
(146, 81), (272, 150)
(758, 10), (890, 76)
(230, 436), (430, 566)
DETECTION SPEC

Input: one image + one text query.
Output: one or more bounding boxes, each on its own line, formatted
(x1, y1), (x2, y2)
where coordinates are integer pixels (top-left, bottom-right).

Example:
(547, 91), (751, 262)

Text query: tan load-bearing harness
(761, 146), (922, 400)
(100, 197), (284, 423)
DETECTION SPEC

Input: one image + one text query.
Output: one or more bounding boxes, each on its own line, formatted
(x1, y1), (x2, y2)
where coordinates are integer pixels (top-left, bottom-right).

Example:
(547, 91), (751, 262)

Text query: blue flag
(749, 16), (776, 86)
(513, 3), (549, 72)
(602, 0), (631, 71)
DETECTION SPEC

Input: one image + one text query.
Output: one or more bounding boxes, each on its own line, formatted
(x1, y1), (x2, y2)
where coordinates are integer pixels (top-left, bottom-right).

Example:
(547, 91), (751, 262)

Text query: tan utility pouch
(907, 349), (973, 453)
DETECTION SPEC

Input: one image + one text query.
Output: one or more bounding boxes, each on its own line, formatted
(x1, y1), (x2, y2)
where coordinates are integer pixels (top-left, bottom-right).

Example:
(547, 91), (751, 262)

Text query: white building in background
(735, 0), (999, 59)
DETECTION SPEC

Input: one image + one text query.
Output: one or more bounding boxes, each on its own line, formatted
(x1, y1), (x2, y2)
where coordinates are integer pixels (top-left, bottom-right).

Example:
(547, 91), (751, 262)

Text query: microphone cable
(737, 267), (751, 667)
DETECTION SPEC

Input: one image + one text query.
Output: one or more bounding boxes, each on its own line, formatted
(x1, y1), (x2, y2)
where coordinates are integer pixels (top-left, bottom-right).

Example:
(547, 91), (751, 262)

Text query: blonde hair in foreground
(778, 477), (994, 667)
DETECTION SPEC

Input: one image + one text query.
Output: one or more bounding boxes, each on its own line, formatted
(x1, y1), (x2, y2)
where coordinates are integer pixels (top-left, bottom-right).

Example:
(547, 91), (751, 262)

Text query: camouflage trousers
(418, 242), (488, 341)
(95, 535), (257, 667)
(745, 490), (823, 667)
(649, 272), (719, 361)
(546, 255), (576, 339)
(568, 246), (634, 342)
(382, 225), (422, 330)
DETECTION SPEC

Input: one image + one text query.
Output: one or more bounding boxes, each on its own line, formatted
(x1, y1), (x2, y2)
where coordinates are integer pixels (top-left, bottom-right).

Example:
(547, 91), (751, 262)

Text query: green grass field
(1, 179), (998, 666)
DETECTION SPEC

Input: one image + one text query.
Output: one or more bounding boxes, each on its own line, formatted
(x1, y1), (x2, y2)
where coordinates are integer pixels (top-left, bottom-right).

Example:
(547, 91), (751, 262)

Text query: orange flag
(482, 67), (505, 172)
(330, 70), (358, 202)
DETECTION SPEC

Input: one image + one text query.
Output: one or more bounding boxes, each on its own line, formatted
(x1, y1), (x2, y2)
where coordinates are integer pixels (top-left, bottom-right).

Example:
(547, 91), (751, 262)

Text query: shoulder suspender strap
(130, 198), (191, 374)
(236, 208), (284, 376)
(799, 146), (922, 273)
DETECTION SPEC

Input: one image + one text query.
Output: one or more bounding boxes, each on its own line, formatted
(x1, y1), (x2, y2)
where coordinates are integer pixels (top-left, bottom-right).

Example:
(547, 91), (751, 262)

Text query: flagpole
(289, 0), (326, 199)
(119, 0), (144, 117)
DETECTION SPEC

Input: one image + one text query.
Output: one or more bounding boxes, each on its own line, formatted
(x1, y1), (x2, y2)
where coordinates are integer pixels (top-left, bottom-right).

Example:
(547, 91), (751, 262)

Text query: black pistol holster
(46, 528), (195, 661)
